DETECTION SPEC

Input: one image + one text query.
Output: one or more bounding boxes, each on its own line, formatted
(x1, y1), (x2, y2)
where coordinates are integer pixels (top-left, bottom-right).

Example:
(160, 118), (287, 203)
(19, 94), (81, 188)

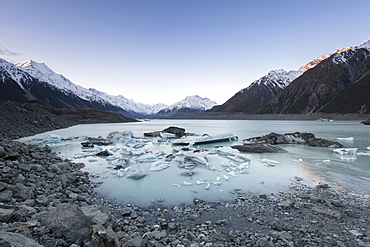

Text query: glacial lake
(20, 119), (370, 207)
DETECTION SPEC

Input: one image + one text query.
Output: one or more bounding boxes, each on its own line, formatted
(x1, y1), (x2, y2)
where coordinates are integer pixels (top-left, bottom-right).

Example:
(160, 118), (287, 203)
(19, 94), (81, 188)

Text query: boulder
(11, 183), (34, 201)
(243, 132), (343, 148)
(0, 232), (44, 247)
(81, 205), (110, 225)
(232, 144), (288, 153)
(162, 126), (186, 137)
(46, 204), (94, 245)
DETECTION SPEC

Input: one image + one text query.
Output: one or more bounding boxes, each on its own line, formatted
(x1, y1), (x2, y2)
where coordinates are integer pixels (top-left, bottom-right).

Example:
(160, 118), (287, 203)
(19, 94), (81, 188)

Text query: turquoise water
(20, 120), (370, 206)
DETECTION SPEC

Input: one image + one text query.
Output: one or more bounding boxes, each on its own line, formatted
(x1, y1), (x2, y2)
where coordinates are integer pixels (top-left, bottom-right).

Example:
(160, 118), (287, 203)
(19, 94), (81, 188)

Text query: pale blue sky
(1, 0), (369, 105)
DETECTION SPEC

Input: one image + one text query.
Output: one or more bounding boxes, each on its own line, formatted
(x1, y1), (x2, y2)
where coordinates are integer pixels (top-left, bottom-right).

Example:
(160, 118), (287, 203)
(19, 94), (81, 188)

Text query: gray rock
(81, 205), (110, 225)
(0, 145), (6, 157)
(243, 132), (343, 148)
(232, 144), (288, 153)
(0, 190), (13, 202)
(11, 183), (34, 201)
(0, 232), (44, 247)
(0, 181), (8, 191)
(0, 208), (14, 222)
(46, 203), (94, 245)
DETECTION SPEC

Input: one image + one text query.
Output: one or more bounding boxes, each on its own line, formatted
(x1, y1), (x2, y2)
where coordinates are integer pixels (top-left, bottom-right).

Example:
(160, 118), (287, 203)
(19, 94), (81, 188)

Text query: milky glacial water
(20, 120), (370, 207)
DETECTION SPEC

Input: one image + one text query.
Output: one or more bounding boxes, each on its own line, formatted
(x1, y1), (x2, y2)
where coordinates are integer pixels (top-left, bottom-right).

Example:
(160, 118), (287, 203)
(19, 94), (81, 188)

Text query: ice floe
(149, 161), (170, 171)
(127, 163), (147, 180)
(333, 148), (358, 155)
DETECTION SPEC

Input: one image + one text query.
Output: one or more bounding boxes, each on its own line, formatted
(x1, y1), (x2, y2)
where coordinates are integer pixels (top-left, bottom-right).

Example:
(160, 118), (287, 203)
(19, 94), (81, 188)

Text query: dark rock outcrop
(243, 132), (343, 148)
(144, 126), (186, 138)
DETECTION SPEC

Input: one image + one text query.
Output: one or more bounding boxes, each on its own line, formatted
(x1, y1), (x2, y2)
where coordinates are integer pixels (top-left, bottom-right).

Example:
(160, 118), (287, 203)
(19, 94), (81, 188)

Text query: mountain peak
(298, 46), (353, 71)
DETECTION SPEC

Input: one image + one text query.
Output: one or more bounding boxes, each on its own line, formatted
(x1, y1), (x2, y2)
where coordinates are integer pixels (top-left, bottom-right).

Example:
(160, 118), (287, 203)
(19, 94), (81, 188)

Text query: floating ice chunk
(340, 156), (356, 162)
(213, 181), (221, 186)
(82, 146), (103, 153)
(116, 169), (124, 177)
(205, 182), (211, 190)
(183, 181), (192, 186)
(222, 174), (230, 181)
(238, 162), (250, 170)
(106, 131), (134, 142)
(111, 158), (129, 168)
(136, 153), (157, 162)
(261, 159), (280, 165)
(48, 143), (69, 148)
(149, 161), (170, 171)
(172, 184), (181, 187)
(127, 163), (147, 180)
(42, 134), (63, 144)
(356, 152), (370, 156)
(236, 153), (251, 161)
(106, 156), (119, 161)
(367, 146), (370, 151)
(160, 132), (176, 139)
(322, 159), (331, 164)
(221, 160), (231, 167)
(228, 171), (237, 177)
(333, 148), (358, 155)
(227, 155), (244, 163)
(196, 180), (205, 185)
(184, 152), (208, 165)
(88, 158), (98, 162)
(217, 146), (240, 156)
(293, 158), (303, 163)
(337, 137), (354, 141)
(110, 147), (121, 153)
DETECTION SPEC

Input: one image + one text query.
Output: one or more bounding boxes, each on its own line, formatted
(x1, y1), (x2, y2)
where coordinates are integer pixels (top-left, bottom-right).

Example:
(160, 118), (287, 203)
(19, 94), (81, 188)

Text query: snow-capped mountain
(157, 95), (217, 117)
(209, 69), (304, 113)
(1, 58), (218, 117)
(298, 46), (353, 70)
(260, 40), (370, 114)
(15, 60), (168, 115)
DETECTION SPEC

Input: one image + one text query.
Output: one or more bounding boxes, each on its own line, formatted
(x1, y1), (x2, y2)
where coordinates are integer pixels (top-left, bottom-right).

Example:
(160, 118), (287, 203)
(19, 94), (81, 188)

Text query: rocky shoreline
(0, 108), (369, 246)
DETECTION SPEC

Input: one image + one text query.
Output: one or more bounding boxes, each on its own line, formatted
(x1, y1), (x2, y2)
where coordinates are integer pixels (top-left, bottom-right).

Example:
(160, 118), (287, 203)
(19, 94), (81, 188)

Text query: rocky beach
(1, 104), (370, 246)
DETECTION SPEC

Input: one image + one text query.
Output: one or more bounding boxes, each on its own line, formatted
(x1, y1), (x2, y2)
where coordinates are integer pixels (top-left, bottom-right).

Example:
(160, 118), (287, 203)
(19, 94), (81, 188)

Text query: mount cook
(0, 59), (216, 118)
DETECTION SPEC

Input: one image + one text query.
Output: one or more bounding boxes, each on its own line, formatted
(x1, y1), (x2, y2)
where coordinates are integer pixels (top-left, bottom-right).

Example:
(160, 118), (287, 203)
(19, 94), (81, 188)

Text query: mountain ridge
(1, 58), (216, 118)
(207, 40), (370, 115)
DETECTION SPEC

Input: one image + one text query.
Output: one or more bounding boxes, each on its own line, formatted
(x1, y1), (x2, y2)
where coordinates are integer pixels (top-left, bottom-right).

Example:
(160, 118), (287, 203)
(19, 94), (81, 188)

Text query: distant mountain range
(209, 40), (370, 115)
(2, 40), (369, 118)
(0, 59), (216, 118)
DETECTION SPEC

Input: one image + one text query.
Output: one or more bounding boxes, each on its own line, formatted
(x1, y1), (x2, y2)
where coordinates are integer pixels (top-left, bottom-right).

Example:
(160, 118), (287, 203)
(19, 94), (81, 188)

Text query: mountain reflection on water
(20, 120), (370, 206)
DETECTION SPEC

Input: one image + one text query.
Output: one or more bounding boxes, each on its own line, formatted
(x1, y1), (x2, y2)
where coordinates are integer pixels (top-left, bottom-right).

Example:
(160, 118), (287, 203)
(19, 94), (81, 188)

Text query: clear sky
(1, 0), (369, 105)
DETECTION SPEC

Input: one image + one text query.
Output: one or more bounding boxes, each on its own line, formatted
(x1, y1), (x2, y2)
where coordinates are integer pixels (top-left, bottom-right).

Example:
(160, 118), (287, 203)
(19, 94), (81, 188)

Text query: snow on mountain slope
(240, 69), (304, 94)
(15, 60), (167, 114)
(165, 95), (217, 111)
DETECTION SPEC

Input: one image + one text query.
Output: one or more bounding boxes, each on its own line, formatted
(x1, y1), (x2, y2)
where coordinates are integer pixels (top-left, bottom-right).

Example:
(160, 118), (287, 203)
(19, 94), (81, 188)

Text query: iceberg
(172, 133), (238, 145)
(183, 181), (192, 186)
(261, 159), (280, 165)
(106, 131), (134, 142)
(149, 161), (170, 171)
(127, 163), (147, 180)
(336, 137), (354, 141)
(216, 146), (240, 156)
(333, 148), (358, 155)
(367, 146), (370, 151)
